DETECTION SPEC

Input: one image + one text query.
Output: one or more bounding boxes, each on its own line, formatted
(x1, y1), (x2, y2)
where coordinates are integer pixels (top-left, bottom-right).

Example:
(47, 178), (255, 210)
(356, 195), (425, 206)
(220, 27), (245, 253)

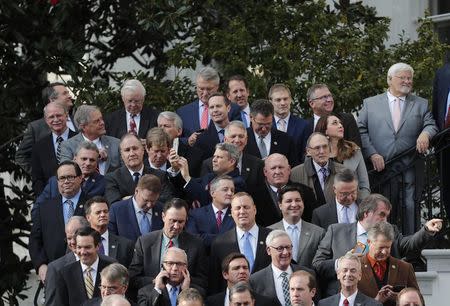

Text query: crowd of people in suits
(19, 61), (450, 306)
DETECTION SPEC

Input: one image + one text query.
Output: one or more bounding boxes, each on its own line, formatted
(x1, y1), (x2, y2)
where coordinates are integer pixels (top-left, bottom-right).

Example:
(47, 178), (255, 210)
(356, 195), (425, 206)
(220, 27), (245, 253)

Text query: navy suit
(274, 114), (309, 162)
(176, 99), (241, 142)
(104, 106), (159, 140)
(108, 197), (164, 242)
(244, 127), (299, 166)
(186, 205), (235, 248)
(195, 121), (223, 158)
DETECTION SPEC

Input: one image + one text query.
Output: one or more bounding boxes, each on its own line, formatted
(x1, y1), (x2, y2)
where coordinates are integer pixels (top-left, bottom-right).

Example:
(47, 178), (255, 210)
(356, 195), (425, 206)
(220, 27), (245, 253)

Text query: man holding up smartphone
(137, 247), (191, 306)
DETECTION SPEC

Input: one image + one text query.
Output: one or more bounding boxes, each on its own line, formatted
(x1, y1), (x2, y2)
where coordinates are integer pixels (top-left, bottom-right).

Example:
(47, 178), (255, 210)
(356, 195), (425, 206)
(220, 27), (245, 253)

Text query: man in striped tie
(56, 227), (116, 305)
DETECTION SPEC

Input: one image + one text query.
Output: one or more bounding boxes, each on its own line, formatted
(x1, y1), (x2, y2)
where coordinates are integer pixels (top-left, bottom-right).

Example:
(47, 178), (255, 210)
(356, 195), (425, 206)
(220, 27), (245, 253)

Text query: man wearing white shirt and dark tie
(289, 270), (318, 306)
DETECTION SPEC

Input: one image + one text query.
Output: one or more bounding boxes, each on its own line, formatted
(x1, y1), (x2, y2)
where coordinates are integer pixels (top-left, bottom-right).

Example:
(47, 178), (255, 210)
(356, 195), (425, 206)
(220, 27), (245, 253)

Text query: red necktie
(129, 114), (137, 134)
(200, 104), (208, 129)
(216, 210), (223, 230)
(374, 262), (384, 280)
(168, 239), (173, 248)
(343, 298), (349, 306)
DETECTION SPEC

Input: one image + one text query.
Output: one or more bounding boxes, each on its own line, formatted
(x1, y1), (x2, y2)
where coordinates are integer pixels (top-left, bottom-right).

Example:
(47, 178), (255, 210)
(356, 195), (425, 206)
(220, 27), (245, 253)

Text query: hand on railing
(424, 218), (444, 234)
(416, 132), (430, 154)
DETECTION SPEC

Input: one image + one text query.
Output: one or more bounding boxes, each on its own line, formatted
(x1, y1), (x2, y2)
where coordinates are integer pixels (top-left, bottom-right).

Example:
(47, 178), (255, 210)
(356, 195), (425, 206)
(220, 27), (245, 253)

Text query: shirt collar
(387, 90), (406, 102)
(101, 230), (109, 245)
(62, 188), (82, 204)
(52, 127), (69, 141)
(236, 223), (258, 239)
(126, 110), (141, 119)
(271, 263), (293, 277)
(340, 290), (358, 305)
(127, 165), (144, 177)
(282, 218), (302, 231)
(367, 253), (388, 269)
(312, 160), (329, 172)
(80, 256), (99, 273)
(274, 113), (291, 124)
(242, 104), (250, 115)
(212, 204), (229, 215)
(82, 133), (101, 145)
(356, 221), (366, 236)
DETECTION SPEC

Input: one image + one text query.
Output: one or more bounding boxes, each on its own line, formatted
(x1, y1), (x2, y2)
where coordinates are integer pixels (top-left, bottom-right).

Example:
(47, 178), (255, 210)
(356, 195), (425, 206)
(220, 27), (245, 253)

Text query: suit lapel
(127, 199), (141, 237)
(100, 136), (111, 171)
(240, 155), (251, 180)
(221, 208), (234, 233)
(397, 95), (414, 131)
(121, 166), (135, 191)
(192, 101), (201, 130)
(269, 130), (279, 154)
(139, 110), (150, 137)
(108, 234), (118, 259)
(381, 94), (395, 131)
(387, 257), (399, 286)
(329, 199), (338, 224)
(298, 223), (312, 261)
(254, 227), (267, 271)
(119, 109), (128, 137)
(361, 257), (378, 294)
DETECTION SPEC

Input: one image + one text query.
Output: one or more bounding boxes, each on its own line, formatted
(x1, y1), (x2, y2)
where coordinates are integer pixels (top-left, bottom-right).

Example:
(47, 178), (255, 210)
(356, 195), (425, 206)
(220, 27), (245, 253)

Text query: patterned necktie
(85, 266), (94, 299)
(200, 103), (208, 129)
(319, 167), (328, 190)
(278, 119), (286, 132)
(56, 136), (63, 164)
(216, 210), (223, 230)
(133, 172), (140, 184)
(98, 237), (105, 255)
(169, 286), (178, 306)
(140, 210), (151, 234)
(65, 199), (74, 222)
(241, 111), (248, 128)
(243, 232), (254, 271)
(289, 225), (299, 261)
(168, 239), (174, 248)
(258, 136), (268, 159)
(281, 271), (291, 306)
(129, 114), (137, 134)
(392, 97), (401, 132)
(343, 298), (349, 306)
(342, 206), (350, 224)
(218, 129), (225, 142)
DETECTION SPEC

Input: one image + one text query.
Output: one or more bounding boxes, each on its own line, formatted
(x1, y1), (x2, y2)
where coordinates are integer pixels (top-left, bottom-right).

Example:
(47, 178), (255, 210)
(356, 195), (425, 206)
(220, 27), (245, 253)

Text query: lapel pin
(274, 141), (278, 145)
(259, 241), (264, 245)
(92, 179), (95, 183)
(364, 264), (368, 268)
(111, 245), (116, 249)
(79, 205), (83, 208)
(392, 265), (396, 269)
(155, 212), (159, 217)
(246, 168), (250, 172)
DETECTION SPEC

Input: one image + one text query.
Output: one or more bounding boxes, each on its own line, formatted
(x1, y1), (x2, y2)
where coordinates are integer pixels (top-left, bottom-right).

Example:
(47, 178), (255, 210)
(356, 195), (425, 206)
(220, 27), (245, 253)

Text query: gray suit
(269, 220), (324, 268)
(312, 222), (434, 296)
(60, 133), (121, 173)
(45, 252), (77, 306)
(318, 291), (382, 306)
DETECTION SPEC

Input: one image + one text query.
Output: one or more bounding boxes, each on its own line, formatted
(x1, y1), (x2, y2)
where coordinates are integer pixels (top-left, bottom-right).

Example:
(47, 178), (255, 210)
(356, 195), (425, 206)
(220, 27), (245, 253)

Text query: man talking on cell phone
(137, 247), (191, 306)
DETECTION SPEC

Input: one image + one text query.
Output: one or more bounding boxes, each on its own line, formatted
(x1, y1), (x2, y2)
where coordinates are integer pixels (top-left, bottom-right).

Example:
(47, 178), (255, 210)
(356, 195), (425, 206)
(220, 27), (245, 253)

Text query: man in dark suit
(290, 132), (346, 206)
(29, 161), (87, 285)
(357, 222), (420, 306)
(432, 62), (450, 219)
(176, 67), (241, 146)
(128, 198), (208, 295)
(84, 196), (134, 267)
(186, 175), (236, 249)
(226, 75), (251, 128)
(200, 120), (265, 201)
(253, 153), (317, 226)
(304, 83), (362, 151)
(157, 111), (204, 177)
(105, 79), (159, 140)
(269, 84), (309, 162)
(358, 63), (438, 234)
(249, 230), (315, 306)
(269, 184), (325, 268)
(195, 93), (231, 158)
(311, 168), (359, 230)
(312, 194), (443, 297)
(137, 247), (193, 306)
(289, 270), (318, 306)
(16, 82), (76, 173)
(45, 216), (90, 306)
(109, 174), (164, 242)
(60, 105), (122, 175)
(318, 253), (382, 306)
(31, 102), (77, 194)
(244, 99), (298, 166)
(56, 227), (116, 305)
(206, 253), (275, 306)
(209, 192), (272, 294)
(32, 141), (106, 219)
(105, 133), (174, 205)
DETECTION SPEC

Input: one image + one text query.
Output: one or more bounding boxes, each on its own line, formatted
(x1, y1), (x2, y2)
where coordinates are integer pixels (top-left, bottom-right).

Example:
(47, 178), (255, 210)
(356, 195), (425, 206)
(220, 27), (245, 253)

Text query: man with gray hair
(176, 67), (241, 146)
(100, 294), (131, 306)
(105, 79), (159, 140)
(357, 62), (438, 235)
(60, 104), (121, 175)
(358, 222), (420, 306)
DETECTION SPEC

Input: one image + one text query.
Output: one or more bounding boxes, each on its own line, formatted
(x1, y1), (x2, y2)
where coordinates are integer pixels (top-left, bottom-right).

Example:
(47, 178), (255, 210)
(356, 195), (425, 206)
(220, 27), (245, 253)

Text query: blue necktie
(139, 211), (151, 235)
(241, 111), (248, 128)
(169, 286), (178, 306)
(243, 232), (255, 271)
(289, 225), (299, 261)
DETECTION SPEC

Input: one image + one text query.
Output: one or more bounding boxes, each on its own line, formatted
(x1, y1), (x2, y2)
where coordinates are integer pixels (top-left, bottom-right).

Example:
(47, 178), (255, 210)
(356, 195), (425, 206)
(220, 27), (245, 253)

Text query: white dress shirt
(272, 264), (293, 306)
(338, 290), (358, 306)
(126, 110), (141, 133)
(101, 231), (109, 256)
(80, 256), (99, 287)
(253, 131), (271, 155)
(336, 200), (358, 224)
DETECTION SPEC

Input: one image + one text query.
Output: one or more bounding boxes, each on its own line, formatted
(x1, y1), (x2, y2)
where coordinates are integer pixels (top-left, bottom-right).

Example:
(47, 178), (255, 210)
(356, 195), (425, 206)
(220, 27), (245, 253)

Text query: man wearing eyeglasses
(29, 160), (88, 285)
(304, 84), (362, 151)
(357, 62), (438, 235)
(249, 230), (314, 306)
(137, 247), (191, 306)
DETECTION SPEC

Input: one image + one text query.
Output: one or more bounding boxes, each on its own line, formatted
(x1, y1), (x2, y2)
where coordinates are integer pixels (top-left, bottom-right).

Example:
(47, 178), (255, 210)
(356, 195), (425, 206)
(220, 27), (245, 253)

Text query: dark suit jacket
(105, 106), (159, 140)
(209, 226), (272, 294)
(358, 256), (419, 306)
(206, 290), (276, 306)
(200, 153), (265, 199)
(176, 99), (241, 142)
(108, 198), (164, 242)
(104, 165), (174, 205)
(249, 264), (315, 306)
(29, 193), (87, 270)
(177, 141), (204, 177)
(56, 255), (116, 306)
(244, 127), (299, 166)
(318, 291), (382, 306)
(32, 173), (105, 220)
(137, 285), (173, 306)
(312, 222), (434, 296)
(128, 230), (208, 294)
(195, 120), (223, 159)
(186, 205), (235, 248)
(31, 130), (77, 194)
(274, 114), (309, 162)
(433, 63), (450, 130)
(108, 232), (135, 267)
(45, 252), (77, 306)
(311, 199), (340, 230)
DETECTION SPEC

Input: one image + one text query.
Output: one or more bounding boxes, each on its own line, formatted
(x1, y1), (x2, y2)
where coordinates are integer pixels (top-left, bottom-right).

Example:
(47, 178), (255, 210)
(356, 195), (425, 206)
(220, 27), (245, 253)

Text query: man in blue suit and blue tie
(108, 174), (164, 242)
(186, 175), (236, 249)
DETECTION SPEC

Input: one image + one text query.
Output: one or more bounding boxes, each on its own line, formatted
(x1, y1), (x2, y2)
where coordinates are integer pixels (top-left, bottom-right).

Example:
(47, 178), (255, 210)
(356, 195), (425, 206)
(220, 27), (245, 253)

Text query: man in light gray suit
(318, 253), (382, 306)
(357, 62), (437, 234)
(312, 194), (442, 297)
(269, 184), (325, 268)
(60, 105), (121, 175)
